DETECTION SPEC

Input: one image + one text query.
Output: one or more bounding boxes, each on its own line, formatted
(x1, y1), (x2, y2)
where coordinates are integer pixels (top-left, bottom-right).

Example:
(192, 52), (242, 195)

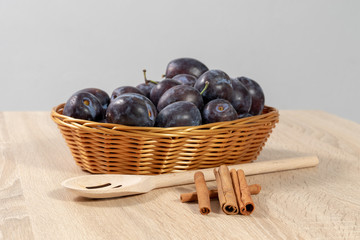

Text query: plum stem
(143, 69), (149, 84)
(143, 69), (158, 85)
(200, 81), (209, 95)
(148, 79), (159, 85)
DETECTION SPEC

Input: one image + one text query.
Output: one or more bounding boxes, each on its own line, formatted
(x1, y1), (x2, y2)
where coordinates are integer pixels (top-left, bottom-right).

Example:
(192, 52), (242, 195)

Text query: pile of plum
(62, 58), (265, 127)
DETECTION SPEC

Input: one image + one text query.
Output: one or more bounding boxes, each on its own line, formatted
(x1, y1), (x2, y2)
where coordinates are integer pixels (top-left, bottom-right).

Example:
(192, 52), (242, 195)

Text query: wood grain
(0, 110), (359, 239)
(0, 113), (34, 240)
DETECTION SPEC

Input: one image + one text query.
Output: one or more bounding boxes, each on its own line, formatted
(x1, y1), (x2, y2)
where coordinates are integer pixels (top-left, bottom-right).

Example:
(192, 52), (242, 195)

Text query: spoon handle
(153, 155), (319, 189)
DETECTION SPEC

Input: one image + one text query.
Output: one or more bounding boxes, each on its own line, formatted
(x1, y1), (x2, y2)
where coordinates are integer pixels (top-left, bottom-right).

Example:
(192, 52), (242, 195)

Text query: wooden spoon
(62, 155), (319, 199)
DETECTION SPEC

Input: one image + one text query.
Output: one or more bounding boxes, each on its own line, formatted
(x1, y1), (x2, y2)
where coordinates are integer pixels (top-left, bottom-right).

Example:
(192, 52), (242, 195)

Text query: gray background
(1, 0), (359, 122)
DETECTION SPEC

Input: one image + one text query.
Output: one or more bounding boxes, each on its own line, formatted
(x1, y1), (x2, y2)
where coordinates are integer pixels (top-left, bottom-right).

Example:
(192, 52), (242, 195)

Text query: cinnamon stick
(249, 183), (261, 195)
(214, 165), (239, 215)
(194, 171), (211, 215)
(230, 169), (245, 214)
(180, 184), (261, 203)
(237, 169), (255, 215)
(181, 189), (218, 203)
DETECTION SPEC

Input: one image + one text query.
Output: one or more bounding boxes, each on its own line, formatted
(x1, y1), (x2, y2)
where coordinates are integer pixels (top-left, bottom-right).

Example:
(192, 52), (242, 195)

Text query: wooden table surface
(1, 110), (359, 240)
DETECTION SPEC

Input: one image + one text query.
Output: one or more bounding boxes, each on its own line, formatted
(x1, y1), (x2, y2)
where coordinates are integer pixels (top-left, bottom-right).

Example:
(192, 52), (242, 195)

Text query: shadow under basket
(51, 103), (279, 175)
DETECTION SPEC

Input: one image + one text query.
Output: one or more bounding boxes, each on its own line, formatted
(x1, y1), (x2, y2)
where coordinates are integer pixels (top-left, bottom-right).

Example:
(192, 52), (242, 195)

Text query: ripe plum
(202, 99), (237, 124)
(237, 77), (265, 116)
(157, 85), (204, 112)
(156, 101), (202, 127)
(230, 78), (252, 115)
(76, 88), (110, 110)
(172, 74), (197, 86)
(111, 86), (145, 102)
(194, 69), (233, 103)
(63, 92), (104, 121)
(165, 58), (208, 78)
(106, 93), (157, 127)
(149, 78), (180, 106)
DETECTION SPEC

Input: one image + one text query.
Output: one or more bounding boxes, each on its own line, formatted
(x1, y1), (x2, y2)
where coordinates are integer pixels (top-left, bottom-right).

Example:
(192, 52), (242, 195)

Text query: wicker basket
(51, 103), (279, 175)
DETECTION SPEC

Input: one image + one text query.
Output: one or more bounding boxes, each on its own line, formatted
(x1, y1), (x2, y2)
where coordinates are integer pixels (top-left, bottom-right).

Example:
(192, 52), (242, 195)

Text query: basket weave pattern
(51, 103), (279, 175)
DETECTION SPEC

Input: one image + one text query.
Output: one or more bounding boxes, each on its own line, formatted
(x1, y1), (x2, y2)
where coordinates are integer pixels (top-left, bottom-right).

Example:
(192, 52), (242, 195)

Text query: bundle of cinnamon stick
(180, 165), (260, 215)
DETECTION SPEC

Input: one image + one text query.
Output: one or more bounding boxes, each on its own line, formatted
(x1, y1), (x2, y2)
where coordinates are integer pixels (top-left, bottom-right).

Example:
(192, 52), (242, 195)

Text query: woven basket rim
(51, 103), (279, 133)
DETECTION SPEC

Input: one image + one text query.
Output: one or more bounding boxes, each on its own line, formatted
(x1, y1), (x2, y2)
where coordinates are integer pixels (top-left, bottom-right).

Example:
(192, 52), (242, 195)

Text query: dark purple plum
(202, 99), (237, 124)
(136, 69), (157, 99)
(149, 78), (180, 106)
(76, 88), (110, 110)
(156, 101), (202, 127)
(157, 85), (204, 112)
(136, 83), (155, 99)
(194, 69), (233, 103)
(165, 58), (208, 78)
(106, 93), (157, 127)
(63, 92), (105, 121)
(230, 78), (252, 115)
(172, 74), (197, 86)
(111, 86), (145, 102)
(237, 77), (265, 116)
